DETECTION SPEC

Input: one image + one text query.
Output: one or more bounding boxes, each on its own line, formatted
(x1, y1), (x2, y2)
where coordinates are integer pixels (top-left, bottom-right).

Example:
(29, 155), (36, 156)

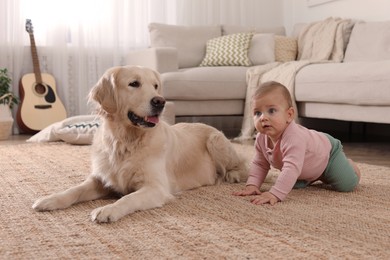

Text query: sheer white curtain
(0, 0), (275, 125)
(1, 0), (175, 118)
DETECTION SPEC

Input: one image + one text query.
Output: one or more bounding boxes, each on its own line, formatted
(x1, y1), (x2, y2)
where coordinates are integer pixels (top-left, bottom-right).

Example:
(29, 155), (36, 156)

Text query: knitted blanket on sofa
(237, 17), (353, 140)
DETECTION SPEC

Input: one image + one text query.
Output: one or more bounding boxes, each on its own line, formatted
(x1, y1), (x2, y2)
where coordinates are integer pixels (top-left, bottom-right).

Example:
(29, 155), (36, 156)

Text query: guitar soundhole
(33, 83), (56, 103)
(35, 83), (46, 94)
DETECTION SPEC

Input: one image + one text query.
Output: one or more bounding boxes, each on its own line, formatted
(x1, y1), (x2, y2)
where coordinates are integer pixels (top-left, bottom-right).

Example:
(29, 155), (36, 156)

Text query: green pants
(294, 134), (359, 192)
(319, 134), (359, 192)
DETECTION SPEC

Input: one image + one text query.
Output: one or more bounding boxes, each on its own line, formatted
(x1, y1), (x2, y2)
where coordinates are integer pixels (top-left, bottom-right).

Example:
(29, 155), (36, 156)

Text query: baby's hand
(250, 191), (279, 206)
(232, 185), (261, 196)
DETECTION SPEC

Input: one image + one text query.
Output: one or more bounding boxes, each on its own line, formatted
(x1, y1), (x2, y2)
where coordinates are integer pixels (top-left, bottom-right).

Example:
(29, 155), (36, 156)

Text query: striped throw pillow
(200, 33), (253, 66)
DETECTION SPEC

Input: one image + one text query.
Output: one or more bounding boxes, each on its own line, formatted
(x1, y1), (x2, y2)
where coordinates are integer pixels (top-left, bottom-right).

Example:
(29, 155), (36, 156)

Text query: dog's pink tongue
(146, 116), (159, 124)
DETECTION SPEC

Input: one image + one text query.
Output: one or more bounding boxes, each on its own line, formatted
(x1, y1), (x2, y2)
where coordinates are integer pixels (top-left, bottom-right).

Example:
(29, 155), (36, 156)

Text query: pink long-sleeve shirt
(246, 121), (332, 201)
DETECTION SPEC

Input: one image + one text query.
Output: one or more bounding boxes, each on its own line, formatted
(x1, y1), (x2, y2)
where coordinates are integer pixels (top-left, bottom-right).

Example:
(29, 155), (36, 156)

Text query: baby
(233, 81), (361, 205)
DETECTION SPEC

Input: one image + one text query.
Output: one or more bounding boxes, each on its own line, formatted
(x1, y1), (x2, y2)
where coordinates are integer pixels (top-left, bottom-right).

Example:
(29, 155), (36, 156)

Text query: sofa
(126, 20), (390, 138)
(294, 21), (390, 125)
(126, 23), (290, 137)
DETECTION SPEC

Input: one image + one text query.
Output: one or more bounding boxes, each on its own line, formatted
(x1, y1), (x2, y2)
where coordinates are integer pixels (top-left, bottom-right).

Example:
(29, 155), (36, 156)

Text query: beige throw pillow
(200, 33), (253, 67)
(274, 35), (298, 62)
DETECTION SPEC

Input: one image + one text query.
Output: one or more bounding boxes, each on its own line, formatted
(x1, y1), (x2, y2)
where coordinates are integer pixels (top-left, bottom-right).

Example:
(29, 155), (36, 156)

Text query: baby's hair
(252, 81), (293, 108)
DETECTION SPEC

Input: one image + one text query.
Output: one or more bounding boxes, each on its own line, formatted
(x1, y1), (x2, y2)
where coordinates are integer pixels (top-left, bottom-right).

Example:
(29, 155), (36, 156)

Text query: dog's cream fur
(33, 66), (247, 223)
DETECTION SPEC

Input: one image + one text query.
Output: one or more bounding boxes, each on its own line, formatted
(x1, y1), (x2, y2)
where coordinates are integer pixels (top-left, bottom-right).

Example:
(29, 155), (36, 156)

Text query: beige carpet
(1, 142), (389, 259)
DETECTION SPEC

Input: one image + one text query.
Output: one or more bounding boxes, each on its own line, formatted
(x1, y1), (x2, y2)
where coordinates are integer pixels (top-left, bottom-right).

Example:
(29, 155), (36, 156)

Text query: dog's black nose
(151, 96), (166, 110)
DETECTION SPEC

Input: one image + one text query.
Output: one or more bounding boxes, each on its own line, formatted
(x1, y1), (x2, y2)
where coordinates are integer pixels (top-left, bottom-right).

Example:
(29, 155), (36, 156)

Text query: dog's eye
(154, 84), (158, 90)
(129, 81), (140, 88)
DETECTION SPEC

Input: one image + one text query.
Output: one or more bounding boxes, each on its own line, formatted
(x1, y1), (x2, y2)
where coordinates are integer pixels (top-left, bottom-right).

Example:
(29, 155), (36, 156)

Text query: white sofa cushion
(200, 33), (253, 67)
(344, 21), (390, 62)
(149, 23), (221, 68)
(295, 60), (390, 106)
(248, 34), (275, 65)
(161, 66), (248, 100)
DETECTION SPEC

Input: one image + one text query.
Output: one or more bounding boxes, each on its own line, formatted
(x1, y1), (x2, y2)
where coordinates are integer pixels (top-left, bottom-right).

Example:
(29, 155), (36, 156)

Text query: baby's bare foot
(348, 159), (361, 183)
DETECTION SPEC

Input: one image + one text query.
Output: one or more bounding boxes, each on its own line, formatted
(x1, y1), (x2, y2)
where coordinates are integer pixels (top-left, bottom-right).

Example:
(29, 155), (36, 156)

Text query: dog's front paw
(225, 170), (242, 183)
(32, 195), (62, 211)
(91, 205), (123, 223)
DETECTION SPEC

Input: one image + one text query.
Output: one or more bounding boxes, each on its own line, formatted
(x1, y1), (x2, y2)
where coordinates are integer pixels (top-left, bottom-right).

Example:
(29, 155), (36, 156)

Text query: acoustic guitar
(17, 19), (67, 134)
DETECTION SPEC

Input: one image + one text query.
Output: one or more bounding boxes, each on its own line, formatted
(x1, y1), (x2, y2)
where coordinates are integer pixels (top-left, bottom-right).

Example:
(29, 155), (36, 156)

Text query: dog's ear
(89, 72), (117, 114)
(152, 70), (163, 94)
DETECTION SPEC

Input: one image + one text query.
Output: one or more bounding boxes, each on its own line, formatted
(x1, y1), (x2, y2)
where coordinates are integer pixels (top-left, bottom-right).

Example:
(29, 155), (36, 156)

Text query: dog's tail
(206, 132), (249, 183)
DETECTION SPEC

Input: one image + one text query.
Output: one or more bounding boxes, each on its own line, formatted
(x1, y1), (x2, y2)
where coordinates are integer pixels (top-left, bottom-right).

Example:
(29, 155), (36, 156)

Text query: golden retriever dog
(33, 65), (247, 223)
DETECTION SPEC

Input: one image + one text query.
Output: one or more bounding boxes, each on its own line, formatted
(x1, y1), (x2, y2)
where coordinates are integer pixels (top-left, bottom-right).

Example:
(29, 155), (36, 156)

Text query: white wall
(283, 0), (390, 34)
(175, 0), (284, 28)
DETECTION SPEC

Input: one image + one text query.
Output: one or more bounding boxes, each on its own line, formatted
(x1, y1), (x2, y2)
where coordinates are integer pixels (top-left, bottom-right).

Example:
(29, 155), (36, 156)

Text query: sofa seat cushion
(295, 60), (390, 106)
(162, 66), (248, 100)
(172, 100), (244, 116)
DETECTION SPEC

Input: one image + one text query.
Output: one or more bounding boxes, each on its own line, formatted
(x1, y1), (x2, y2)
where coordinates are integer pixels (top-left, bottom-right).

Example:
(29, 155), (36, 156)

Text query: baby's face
(252, 90), (294, 143)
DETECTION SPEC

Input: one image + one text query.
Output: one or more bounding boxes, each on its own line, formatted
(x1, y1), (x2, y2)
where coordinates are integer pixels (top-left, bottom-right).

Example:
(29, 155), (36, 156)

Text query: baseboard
(175, 115), (243, 138)
(300, 117), (390, 142)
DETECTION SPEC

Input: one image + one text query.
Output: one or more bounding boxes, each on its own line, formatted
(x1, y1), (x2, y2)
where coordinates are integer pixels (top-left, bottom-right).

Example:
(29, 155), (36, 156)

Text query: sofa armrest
(125, 47), (179, 73)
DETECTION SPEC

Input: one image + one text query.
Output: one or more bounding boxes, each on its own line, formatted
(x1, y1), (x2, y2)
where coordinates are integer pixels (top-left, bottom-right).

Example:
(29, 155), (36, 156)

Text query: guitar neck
(29, 32), (43, 84)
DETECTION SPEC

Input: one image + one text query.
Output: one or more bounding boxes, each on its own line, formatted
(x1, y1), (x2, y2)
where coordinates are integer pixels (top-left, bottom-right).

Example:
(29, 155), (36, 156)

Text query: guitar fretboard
(28, 32), (43, 84)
